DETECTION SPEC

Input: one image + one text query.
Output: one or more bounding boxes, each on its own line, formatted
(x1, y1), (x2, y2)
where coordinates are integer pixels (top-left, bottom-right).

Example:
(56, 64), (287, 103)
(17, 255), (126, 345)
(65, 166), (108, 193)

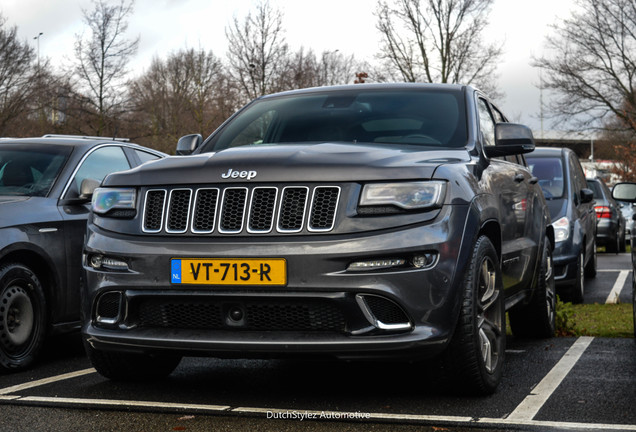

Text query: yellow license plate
(171, 258), (287, 286)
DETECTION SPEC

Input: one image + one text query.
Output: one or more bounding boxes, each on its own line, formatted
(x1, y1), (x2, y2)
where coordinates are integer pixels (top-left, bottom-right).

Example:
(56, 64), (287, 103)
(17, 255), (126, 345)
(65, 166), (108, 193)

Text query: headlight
(92, 187), (136, 215)
(359, 181), (446, 210)
(552, 216), (570, 243)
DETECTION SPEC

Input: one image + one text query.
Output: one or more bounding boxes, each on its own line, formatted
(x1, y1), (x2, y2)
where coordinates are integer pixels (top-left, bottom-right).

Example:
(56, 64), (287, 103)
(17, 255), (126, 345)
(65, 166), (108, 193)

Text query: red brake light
(594, 206), (611, 219)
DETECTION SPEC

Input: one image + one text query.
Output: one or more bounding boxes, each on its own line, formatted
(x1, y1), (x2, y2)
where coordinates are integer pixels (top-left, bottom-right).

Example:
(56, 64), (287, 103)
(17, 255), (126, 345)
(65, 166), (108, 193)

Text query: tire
(509, 236), (556, 338)
(568, 250), (585, 304)
(0, 263), (47, 372)
(86, 343), (181, 381)
(607, 232), (619, 253)
(439, 236), (505, 395)
(584, 240), (597, 278)
(620, 230), (627, 253)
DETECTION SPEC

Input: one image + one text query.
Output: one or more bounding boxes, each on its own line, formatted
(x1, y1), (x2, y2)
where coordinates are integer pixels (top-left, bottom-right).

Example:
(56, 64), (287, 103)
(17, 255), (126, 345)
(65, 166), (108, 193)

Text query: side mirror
(485, 123), (535, 157)
(79, 178), (101, 200)
(580, 188), (594, 204)
(176, 134), (203, 155)
(612, 182), (636, 202)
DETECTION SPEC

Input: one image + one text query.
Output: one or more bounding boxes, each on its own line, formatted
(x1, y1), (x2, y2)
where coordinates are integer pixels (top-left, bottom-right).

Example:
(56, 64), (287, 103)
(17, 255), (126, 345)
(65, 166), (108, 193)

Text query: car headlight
(552, 216), (570, 243)
(359, 181), (446, 210)
(92, 187), (136, 215)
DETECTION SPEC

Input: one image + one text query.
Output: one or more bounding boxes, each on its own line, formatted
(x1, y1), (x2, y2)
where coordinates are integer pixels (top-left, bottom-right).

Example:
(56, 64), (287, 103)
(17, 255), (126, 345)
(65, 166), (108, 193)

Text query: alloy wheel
(477, 257), (502, 374)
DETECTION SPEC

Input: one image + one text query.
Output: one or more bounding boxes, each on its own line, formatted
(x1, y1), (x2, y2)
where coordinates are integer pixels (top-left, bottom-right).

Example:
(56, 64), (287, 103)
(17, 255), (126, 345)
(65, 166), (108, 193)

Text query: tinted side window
(569, 155), (587, 191)
(134, 149), (161, 164)
(477, 99), (495, 147)
(568, 154), (588, 204)
(491, 106), (506, 123)
(67, 146), (131, 198)
(586, 180), (603, 199)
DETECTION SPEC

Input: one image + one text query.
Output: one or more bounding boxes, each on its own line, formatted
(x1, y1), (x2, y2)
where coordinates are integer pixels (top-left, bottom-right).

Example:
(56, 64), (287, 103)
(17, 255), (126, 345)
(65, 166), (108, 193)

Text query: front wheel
(620, 229), (627, 253)
(565, 250), (585, 304)
(584, 240), (597, 278)
(607, 232), (620, 254)
(439, 236), (505, 395)
(509, 236), (556, 338)
(0, 263), (47, 372)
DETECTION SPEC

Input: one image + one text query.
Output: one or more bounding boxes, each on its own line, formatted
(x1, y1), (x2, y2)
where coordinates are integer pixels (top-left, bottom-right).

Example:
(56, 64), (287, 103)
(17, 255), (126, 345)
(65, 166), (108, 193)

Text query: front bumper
(552, 241), (578, 288)
(82, 204), (471, 360)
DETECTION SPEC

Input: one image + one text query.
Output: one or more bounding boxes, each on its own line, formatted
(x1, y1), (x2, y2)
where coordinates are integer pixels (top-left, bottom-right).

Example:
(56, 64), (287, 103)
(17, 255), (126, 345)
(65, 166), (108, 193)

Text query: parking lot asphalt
(0, 251), (634, 432)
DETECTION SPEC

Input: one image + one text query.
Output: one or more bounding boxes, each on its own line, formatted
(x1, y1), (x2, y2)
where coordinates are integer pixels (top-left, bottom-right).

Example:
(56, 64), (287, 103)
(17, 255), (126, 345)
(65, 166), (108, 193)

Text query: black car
(526, 147), (597, 303)
(0, 135), (165, 371)
(611, 182), (636, 337)
(587, 177), (626, 253)
(82, 83), (554, 395)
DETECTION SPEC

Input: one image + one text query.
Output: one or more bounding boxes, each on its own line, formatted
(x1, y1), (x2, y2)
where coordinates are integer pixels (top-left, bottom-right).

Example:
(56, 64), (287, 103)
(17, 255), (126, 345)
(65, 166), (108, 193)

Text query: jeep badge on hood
(221, 168), (257, 180)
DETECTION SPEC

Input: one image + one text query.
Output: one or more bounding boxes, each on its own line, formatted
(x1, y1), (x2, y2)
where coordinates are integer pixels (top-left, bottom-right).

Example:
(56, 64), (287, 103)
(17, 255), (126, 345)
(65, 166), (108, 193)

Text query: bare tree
(225, 0), (289, 101)
(73, 0), (139, 136)
(375, 0), (503, 96)
(128, 48), (235, 153)
(279, 48), (364, 89)
(0, 14), (37, 135)
(535, 0), (636, 134)
(317, 50), (365, 86)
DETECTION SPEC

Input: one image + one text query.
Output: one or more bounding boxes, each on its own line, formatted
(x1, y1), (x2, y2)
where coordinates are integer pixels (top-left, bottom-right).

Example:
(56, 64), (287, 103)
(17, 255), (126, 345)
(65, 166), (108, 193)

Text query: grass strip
(557, 301), (633, 338)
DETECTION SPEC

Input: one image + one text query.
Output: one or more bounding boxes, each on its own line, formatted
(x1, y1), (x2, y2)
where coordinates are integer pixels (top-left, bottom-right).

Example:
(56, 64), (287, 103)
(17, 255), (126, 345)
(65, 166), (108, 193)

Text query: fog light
(89, 254), (129, 271)
(101, 257), (129, 271)
(89, 254), (103, 269)
(348, 258), (406, 271)
(412, 253), (438, 269)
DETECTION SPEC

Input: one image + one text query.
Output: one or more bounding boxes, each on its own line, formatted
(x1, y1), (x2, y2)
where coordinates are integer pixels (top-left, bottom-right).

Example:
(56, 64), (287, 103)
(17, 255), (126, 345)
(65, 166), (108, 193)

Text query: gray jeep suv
(82, 84), (554, 394)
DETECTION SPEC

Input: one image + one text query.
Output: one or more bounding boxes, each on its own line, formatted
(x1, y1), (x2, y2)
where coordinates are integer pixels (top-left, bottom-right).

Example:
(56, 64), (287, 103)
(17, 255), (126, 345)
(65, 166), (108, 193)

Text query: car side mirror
(580, 188), (594, 204)
(79, 178), (101, 201)
(612, 182), (636, 202)
(485, 123), (535, 157)
(176, 134), (203, 155)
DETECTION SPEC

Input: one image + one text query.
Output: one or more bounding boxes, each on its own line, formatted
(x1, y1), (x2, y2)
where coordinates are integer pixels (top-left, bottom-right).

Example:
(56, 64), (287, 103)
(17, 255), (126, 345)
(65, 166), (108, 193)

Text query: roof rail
(41, 134), (130, 142)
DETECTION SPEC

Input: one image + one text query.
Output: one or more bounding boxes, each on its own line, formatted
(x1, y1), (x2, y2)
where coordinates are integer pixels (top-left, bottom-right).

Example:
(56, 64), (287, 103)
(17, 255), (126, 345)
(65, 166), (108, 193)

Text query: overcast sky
(2, 0), (579, 134)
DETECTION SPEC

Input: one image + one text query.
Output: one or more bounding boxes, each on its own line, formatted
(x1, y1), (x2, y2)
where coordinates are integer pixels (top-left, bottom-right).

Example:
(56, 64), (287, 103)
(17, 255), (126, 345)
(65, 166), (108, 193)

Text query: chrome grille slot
(166, 189), (192, 233)
(142, 190), (166, 232)
(192, 188), (219, 233)
(141, 185), (339, 235)
(277, 187), (309, 232)
(219, 188), (248, 233)
(248, 187), (277, 233)
(309, 186), (340, 231)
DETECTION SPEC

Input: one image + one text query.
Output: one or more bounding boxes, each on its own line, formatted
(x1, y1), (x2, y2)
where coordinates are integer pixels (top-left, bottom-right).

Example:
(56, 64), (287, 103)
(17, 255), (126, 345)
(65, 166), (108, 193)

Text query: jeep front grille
(142, 185), (340, 235)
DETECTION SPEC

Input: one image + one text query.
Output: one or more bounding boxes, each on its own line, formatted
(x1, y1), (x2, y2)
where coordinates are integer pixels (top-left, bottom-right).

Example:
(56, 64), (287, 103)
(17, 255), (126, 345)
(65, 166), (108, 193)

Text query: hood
(102, 143), (471, 186)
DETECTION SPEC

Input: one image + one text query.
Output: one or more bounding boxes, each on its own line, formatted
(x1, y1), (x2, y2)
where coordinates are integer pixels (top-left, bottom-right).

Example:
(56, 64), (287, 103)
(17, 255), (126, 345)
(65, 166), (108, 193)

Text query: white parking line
(20, 396), (231, 412)
(507, 336), (593, 421)
(606, 270), (630, 304)
(2, 337), (635, 431)
(0, 368), (96, 395)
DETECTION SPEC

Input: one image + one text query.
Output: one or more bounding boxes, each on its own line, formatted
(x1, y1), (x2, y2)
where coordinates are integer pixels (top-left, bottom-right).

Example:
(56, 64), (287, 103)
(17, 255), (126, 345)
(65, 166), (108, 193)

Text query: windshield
(527, 157), (565, 200)
(0, 145), (71, 197)
(201, 88), (468, 152)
